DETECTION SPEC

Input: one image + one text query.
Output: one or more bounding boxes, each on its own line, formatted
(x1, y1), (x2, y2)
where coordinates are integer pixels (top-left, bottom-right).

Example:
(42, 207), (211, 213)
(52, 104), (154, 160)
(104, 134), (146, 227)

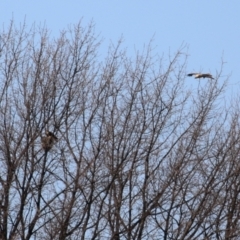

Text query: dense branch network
(0, 20), (238, 240)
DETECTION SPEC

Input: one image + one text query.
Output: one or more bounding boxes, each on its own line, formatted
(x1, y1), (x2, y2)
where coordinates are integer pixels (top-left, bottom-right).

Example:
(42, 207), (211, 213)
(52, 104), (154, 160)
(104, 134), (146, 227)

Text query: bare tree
(0, 20), (238, 240)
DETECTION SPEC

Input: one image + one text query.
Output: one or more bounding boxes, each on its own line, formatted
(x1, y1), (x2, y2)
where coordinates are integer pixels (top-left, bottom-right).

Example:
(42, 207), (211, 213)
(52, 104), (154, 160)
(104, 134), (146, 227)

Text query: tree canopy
(0, 21), (239, 240)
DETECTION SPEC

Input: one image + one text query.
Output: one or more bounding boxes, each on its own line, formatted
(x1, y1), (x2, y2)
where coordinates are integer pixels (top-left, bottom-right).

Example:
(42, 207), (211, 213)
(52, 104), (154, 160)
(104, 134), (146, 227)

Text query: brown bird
(41, 136), (54, 152)
(42, 131), (58, 151)
(187, 73), (214, 79)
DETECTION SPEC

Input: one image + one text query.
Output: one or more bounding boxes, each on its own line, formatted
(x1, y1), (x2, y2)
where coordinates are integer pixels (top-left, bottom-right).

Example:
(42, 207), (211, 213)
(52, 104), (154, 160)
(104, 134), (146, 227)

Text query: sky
(1, 1), (240, 96)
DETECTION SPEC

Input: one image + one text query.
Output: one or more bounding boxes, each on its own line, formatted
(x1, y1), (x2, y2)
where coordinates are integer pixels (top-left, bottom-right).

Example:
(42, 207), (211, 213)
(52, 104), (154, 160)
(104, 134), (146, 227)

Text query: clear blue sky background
(1, 1), (239, 94)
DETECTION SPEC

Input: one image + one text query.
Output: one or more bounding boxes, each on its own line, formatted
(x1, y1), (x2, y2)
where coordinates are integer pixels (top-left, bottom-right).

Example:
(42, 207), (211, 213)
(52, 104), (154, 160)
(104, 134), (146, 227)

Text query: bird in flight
(187, 73), (214, 79)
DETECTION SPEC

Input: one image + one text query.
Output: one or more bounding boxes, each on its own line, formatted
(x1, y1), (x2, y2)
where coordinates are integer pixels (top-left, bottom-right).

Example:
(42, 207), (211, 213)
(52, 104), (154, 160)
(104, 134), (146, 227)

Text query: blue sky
(1, 1), (240, 93)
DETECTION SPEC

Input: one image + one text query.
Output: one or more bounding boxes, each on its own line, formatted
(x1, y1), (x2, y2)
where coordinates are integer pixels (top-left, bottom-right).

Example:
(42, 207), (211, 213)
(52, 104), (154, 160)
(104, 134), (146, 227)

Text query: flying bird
(187, 73), (214, 79)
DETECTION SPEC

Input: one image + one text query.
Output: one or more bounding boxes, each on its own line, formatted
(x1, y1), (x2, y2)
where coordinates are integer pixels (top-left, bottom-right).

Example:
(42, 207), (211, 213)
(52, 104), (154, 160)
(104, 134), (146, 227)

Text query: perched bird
(41, 136), (54, 152)
(41, 131), (58, 151)
(187, 73), (214, 79)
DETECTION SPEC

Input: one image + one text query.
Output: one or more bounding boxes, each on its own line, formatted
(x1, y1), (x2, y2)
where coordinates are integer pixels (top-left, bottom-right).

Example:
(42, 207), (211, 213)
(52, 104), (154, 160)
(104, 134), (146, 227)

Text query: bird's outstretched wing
(200, 73), (214, 79)
(187, 73), (214, 79)
(187, 73), (200, 77)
